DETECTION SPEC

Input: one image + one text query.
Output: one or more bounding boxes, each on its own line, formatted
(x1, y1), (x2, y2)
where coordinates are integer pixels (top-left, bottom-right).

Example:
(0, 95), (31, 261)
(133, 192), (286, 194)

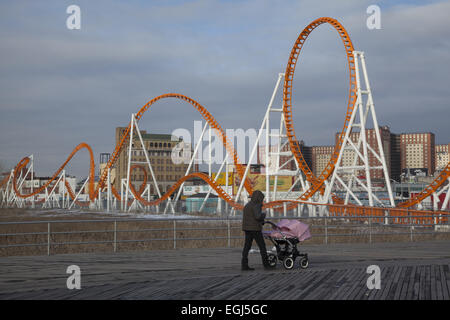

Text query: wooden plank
(425, 265), (431, 300)
(387, 265), (404, 299)
(430, 264), (437, 300)
(290, 270), (330, 300)
(265, 273), (299, 300)
(231, 274), (273, 300)
(439, 265), (449, 300)
(273, 271), (317, 300)
(347, 269), (370, 300)
(125, 278), (178, 300)
(302, 269), (339, 300)
(328, 268), (363, 300)
(418, 265), (426, 300)
(445, 264), (450, 300)
(296, 270), (339, 300)
(170, 276), (226, 300)
(392, 266), (408, 300)
(412, 266), (423, 300)
(433, 265), (442, 300)
(317, 269), (351, 300)
(251, 274), (286, 300)
(202, 275), (244, 299)
(340, 268), (367, 300)
(380, 266), (400, 300)
(405, 266), (417, 300)
(398, 266), (413, 300)
(213, 273), (264, 300)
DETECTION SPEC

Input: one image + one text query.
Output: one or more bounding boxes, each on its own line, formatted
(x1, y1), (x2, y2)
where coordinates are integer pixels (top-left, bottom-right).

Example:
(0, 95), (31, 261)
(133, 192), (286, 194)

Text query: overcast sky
(1, 0), (449, 178)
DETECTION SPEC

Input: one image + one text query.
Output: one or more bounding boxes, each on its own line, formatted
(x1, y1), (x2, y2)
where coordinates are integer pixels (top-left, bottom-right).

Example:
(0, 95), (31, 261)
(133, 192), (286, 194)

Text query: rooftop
(141, 133), (181, 141)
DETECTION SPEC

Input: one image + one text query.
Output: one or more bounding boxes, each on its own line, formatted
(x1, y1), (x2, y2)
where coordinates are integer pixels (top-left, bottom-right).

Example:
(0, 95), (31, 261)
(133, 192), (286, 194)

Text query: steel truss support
(42, 170), (65, 209)
(1, 169), (15, 208)
(234, 73), (309, 216)
(324, 51), (395, 208)
(175, 121), (228, 215)
(430, 178), (450, 211)
(122, 113), (174, 213)
(2, 155), (35, 208)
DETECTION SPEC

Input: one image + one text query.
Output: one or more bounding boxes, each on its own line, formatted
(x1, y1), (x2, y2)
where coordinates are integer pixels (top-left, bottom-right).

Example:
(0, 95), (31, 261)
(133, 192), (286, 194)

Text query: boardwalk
(0, 241), (449, 300)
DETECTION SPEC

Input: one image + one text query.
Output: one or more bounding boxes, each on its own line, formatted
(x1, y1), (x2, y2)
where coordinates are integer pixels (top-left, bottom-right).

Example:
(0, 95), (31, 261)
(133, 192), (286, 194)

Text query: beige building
(400, 132), (435, 176)
(435, 144), (450, 172)
(311, 146), (334, 177)
(114, 127), (196, 195)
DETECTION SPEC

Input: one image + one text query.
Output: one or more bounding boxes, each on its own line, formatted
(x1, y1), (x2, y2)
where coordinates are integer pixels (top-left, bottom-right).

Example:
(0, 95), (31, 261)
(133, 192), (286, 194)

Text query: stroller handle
(264, 220), (279, 229)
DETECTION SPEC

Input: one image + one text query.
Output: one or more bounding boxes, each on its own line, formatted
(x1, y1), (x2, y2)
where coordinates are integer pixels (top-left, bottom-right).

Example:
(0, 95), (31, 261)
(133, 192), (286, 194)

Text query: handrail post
(324, 214), (328, 245)
(47, 222), (51, 256)
(227, 219), (231, 248)
(369, 207), (372, 244)
(113, 220), (117, 253)
(173, 220), (176, 250)
(408, 208), (413, 242)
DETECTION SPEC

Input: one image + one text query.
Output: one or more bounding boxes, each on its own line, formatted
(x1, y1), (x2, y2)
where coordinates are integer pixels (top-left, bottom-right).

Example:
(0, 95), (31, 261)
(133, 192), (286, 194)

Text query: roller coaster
(1, 17), (450, 223)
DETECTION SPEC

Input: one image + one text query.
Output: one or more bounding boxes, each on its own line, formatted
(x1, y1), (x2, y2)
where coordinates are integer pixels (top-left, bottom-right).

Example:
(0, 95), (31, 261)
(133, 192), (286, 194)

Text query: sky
(0, 0), (449, 178)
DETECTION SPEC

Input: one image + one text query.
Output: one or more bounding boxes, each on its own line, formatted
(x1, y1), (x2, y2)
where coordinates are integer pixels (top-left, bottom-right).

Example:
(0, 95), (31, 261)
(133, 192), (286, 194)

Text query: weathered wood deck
(0, 240), (449, 300)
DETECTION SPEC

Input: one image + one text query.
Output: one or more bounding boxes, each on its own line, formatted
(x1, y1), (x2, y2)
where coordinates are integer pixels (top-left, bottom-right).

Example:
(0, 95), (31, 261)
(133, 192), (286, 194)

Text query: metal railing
(0, 211), (449, 257)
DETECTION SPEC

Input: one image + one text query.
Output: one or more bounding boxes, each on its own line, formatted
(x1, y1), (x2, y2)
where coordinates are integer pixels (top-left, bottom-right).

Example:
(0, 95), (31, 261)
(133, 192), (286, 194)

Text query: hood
(251, 190), (264, 204)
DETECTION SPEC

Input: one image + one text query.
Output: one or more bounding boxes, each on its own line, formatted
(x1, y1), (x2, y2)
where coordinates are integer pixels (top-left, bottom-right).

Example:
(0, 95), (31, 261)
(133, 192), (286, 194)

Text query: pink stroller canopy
(265, 219), (312, 241)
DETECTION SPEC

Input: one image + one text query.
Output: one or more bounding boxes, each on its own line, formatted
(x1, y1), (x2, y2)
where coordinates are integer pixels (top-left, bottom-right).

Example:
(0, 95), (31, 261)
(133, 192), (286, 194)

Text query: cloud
(0, 0), (449, 177)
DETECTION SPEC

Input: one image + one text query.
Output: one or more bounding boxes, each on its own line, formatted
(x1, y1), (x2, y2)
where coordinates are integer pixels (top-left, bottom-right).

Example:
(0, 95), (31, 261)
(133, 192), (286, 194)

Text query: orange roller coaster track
(6, 17), (450, 211)
(283, 17), (356, 201)
(281, 17), (450, 208)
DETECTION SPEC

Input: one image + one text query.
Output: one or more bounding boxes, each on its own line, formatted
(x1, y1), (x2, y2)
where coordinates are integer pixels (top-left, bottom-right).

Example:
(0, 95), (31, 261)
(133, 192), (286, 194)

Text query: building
(399, 132), (435, 177)
(310, 145), (334, 177)
(390, 134), (402, 182)
(334, 126), (392, 181)
(98, 153), (116, 189)
(435, 144), (449, 172)
(114, 127), (196, 195)
(257, 140), (311, 173)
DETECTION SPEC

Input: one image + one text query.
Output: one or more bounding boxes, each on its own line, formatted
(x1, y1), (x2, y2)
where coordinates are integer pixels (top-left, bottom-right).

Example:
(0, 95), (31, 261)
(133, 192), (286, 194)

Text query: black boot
(263, 264), (275, 270)
(261, 253), (274, 270)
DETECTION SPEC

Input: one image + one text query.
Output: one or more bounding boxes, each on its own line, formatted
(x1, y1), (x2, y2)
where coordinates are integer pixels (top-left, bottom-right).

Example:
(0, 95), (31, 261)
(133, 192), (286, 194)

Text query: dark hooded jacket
(242, 190), (266, 231)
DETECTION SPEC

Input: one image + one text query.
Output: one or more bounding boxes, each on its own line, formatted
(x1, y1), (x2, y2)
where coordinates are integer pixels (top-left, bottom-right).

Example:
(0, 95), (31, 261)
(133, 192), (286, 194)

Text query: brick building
(435, 144), (449, 172)
(114, 127), (196, 195)
(334, 126), (392, 181)
(399, 132), (435, 176)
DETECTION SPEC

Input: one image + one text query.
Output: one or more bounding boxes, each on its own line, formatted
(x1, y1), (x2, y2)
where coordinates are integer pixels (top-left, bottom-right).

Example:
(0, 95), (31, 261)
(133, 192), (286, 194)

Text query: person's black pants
(241, 230), (269, 267)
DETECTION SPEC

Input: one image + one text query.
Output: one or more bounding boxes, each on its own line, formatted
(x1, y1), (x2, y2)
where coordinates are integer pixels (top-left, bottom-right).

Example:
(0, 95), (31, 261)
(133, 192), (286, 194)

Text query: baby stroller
(263, 219), (311, 270)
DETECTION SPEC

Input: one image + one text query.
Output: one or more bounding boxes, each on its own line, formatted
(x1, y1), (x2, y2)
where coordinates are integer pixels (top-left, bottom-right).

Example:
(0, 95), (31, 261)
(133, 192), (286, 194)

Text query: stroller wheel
(267, 253), (277, 268)
(299, 257), (309, 269)
(283, 257), (294, 270)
